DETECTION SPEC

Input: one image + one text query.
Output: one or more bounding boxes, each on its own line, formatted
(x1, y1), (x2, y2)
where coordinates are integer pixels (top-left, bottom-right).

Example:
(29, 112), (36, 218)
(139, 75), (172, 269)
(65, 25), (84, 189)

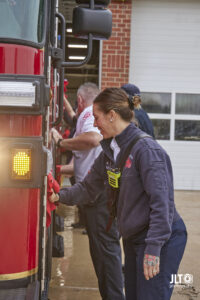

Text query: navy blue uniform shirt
(135, 107), (155, 138)
(59, 123), (180, 256)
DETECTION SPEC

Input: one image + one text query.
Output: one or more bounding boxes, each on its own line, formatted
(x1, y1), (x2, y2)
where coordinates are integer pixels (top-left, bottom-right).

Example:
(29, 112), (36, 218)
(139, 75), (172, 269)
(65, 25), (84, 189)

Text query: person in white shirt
(52, 82), (125, 300)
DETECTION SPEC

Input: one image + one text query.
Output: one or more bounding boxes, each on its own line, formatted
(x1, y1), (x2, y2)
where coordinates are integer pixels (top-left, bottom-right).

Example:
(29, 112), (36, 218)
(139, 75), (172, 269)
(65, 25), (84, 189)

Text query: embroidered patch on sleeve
(83, 111), (92, 120)
(125, 156), (132, 169)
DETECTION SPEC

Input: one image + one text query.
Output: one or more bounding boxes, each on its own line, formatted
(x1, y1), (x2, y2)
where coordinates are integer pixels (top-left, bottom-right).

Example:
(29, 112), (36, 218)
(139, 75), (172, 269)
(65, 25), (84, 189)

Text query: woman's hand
(49, 191), (60, 203)
(143, 254), (160, 280)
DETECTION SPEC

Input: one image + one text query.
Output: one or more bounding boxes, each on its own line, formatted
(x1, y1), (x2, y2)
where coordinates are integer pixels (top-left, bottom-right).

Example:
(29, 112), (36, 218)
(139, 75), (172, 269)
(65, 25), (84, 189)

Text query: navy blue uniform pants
(123, 218), (187, 300)
(84, 192), (125, 300)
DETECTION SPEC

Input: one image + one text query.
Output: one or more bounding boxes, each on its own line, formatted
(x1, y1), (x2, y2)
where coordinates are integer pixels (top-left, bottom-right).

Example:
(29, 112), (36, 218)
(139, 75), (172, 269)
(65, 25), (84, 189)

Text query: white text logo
(170, 274), (193, 287)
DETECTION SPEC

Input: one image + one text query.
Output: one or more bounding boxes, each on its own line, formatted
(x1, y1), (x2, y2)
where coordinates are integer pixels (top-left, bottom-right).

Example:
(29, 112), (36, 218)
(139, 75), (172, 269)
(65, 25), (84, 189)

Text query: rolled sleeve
(81, 114), (100, 134)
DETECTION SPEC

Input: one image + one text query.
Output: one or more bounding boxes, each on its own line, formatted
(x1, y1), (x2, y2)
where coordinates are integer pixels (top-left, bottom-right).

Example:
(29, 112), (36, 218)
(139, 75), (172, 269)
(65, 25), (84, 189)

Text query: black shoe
(71, 222), (84, 229)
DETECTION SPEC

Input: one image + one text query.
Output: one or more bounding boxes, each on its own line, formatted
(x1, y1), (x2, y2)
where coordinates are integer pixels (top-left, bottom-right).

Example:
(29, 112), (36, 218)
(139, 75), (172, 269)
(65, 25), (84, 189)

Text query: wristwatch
(57, 138), (63, 147)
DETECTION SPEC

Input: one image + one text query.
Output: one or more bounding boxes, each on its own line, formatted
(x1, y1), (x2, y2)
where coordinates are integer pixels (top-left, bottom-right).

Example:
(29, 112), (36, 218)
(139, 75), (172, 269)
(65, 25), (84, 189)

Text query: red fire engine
(0, 0), (111, 299)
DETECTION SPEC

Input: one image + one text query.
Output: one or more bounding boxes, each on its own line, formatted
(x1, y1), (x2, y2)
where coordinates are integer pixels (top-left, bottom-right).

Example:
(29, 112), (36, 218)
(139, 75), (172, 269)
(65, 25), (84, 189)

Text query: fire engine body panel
(0, 0), (112, 298)
(0, 45), (45, 288)
(0, 115), (43, 137)
(0, 1), (47, 295)
(0, 189), (40, 277)
(0, 44), (44, 75)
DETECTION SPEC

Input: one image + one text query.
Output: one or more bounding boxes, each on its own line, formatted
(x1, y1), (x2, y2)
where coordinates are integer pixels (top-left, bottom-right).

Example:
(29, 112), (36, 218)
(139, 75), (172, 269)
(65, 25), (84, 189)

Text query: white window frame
(147, 92), (200, 141)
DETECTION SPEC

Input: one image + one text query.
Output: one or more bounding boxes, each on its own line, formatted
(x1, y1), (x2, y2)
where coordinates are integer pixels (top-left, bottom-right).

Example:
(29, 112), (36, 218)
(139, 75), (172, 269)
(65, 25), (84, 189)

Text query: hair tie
(128, 95), (134, 110)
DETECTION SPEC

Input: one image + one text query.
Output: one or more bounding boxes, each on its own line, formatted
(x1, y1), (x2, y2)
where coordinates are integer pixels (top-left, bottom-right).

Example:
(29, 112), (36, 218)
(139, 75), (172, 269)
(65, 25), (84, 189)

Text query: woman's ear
(109, 109), (117, 122)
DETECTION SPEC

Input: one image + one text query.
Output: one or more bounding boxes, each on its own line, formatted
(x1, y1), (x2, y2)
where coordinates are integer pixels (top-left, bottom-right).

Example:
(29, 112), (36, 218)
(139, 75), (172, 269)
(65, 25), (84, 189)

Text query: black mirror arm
(61, 33), (93, 68)
(61, 0), (94, 68)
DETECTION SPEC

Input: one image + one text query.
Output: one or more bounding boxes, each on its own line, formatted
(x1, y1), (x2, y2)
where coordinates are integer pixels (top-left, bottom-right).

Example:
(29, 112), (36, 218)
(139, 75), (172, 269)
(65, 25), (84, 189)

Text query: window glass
(175, 120), (200, 141)
(141, 92), (171, 114)
(176, 94), (200, 115)
(0, 0), (44, 44)
(152, 119), (170, 140)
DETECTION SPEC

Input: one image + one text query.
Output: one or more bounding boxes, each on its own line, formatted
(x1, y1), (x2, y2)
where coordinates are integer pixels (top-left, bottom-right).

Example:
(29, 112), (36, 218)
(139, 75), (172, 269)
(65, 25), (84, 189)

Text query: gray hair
(77, 82), (100, 104)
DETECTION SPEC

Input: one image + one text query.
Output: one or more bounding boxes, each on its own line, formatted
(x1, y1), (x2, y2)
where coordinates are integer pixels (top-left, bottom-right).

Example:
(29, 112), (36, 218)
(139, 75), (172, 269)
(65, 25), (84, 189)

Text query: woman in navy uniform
(51, 88), (187, 300)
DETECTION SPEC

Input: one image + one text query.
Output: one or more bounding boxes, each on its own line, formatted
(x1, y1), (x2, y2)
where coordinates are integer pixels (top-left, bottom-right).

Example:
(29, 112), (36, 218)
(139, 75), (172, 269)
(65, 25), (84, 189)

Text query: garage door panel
(159, 141), (200, 190)
(131, 0), (200, 93)
(131, 0), (200, 190)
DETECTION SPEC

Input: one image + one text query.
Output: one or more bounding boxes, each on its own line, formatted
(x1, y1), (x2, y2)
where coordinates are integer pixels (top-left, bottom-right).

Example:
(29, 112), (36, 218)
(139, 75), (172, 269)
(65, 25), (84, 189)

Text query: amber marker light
(11, 149), (32, 180)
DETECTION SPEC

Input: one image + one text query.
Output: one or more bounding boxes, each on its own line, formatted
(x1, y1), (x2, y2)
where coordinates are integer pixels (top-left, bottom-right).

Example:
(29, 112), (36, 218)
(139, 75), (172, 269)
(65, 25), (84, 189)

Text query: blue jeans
(84, 192), (125, 300)
(123, 218), (187, 300)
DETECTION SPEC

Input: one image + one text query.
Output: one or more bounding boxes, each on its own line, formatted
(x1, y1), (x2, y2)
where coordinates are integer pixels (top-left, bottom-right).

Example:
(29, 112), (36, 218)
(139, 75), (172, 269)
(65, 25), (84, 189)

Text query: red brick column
(101, 0), (132, 89)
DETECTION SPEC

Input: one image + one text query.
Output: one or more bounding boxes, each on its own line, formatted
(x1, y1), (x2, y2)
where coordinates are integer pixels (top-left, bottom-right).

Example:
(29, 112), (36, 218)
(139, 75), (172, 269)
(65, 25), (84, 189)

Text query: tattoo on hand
(144, 254), (159, 267)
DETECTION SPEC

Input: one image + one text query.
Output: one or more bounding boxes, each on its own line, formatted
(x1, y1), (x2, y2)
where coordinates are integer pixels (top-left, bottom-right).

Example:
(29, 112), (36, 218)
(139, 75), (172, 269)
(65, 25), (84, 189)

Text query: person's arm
(50, 151), (106, 206)
(60, 132), (102, 150)
(51, 127), (102, 151)
(63, 96), (76, 120)
(136, 141), (174, 279)
(60, 158), (74, 176)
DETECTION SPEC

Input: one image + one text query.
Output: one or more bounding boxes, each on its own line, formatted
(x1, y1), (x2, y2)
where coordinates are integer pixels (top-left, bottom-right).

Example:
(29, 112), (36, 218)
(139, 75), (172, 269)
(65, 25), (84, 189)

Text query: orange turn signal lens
(11, 149), (32, 180)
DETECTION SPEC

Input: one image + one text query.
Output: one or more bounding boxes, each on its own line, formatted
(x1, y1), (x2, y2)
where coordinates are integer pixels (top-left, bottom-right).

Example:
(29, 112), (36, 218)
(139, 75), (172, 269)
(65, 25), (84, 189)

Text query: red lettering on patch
(83, 111), (91, 120)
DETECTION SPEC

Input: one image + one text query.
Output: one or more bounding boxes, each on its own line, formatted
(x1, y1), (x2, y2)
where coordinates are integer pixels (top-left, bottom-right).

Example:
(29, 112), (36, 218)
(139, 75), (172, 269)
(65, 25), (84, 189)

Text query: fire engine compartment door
(0, 137), (47, 188)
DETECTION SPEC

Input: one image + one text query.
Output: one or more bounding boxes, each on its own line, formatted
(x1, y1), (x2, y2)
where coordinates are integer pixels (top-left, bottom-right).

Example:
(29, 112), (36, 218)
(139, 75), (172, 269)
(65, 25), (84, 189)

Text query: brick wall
(101, 0), (132, 89)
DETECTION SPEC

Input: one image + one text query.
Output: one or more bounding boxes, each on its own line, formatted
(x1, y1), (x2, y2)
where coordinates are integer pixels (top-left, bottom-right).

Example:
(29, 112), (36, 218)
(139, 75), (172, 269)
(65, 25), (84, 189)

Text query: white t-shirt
(73, 105), (102, 182)
(110, 138), (120, 162)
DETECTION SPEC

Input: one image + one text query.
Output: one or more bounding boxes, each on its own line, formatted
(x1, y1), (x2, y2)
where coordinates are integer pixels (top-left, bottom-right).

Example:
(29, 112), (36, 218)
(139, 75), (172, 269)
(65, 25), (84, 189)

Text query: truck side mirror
(72, 7), (112, 40)
(76, 0), (111, 7)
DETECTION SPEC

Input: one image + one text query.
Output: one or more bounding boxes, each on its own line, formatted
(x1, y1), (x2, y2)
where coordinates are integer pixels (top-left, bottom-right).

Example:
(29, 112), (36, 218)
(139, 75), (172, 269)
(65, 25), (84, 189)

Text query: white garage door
(130, 0), (200, 190)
